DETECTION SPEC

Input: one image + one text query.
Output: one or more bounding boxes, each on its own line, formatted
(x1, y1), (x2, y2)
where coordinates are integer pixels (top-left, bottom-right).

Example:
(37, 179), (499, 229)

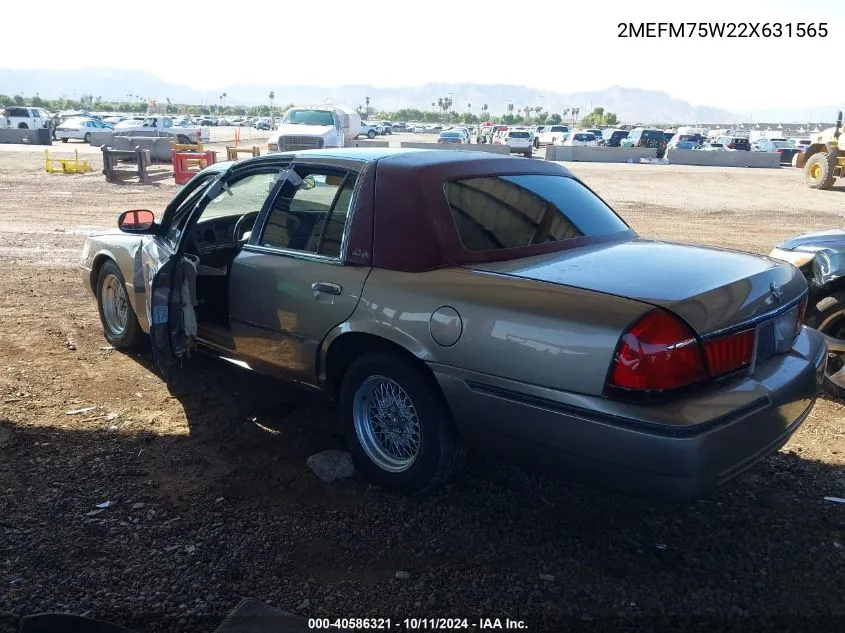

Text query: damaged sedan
(80, 148), (826, 499)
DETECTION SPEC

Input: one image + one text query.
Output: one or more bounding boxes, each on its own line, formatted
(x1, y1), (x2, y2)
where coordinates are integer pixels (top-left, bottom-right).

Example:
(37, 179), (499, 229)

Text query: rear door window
(260, 169), (357, 257)
(444, 175), (628, 253)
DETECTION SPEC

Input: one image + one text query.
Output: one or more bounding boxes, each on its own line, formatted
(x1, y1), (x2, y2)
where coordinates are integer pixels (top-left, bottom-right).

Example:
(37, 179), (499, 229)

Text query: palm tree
(482, 103), (489, 119)
(523, 105), (531, 121)
(507, 102), (514, 116)
(467, 102), (471, 112)
(534, 106), (543, 117)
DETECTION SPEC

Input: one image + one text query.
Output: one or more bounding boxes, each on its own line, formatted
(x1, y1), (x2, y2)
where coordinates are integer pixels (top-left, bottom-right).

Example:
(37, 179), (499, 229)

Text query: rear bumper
(432, 327), (826, 500)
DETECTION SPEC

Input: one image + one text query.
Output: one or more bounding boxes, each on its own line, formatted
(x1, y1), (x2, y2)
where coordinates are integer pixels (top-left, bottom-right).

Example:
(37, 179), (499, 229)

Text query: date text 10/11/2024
(308, 618), (528, 630)
(618, 22), (829, 38)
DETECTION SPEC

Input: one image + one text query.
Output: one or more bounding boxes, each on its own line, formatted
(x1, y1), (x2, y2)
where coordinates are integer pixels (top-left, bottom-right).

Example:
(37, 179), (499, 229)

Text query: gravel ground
(1, 150), (844, 633)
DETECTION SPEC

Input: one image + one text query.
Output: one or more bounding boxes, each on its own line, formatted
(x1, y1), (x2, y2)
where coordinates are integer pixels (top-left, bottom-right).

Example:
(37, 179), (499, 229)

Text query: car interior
(172, 170), (353, 348)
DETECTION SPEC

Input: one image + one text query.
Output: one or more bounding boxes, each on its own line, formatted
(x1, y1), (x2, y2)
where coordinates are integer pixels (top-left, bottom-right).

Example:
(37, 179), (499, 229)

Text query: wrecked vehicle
(770, 229), (845, 398)
(80, 148), (826, 499)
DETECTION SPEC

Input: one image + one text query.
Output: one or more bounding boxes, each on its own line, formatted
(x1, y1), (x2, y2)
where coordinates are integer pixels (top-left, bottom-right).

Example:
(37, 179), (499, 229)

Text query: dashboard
(192, 217), (237, 253)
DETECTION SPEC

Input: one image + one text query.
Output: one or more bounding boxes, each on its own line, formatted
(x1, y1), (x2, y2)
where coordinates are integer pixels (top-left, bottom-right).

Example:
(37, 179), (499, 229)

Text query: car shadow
(119, 343), (845, 513)
(3, 345), (845, 630)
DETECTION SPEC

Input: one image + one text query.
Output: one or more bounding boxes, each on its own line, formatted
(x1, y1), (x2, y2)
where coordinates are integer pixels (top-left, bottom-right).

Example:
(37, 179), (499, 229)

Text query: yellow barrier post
(45, 148), (93, 174)
(226, 146), (260, 161)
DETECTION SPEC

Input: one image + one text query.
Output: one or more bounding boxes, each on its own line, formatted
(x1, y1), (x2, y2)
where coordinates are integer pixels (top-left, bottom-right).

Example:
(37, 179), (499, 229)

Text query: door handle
(311, 281), (342, 296)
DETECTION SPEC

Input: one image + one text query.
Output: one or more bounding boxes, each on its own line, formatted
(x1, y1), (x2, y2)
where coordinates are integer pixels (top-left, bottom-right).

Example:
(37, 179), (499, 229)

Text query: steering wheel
(233, 211), (260, 246)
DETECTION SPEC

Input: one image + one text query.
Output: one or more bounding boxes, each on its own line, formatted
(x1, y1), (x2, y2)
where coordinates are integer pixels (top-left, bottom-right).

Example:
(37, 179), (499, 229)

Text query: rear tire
(83, 133), (90, 144)
(806, 292), (845, 399)
(367, 130), (376, 139)
(61, 138), (68, 143)
(96, 260), (143, 349)
(524, 150), (532, 158)
(804, 152), (837, 190)
(340, 351), (466, 493)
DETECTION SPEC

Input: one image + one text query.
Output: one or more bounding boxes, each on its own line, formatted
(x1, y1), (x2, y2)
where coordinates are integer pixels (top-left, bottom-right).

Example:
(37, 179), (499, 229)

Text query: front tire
(96, 260), (143, 349)
(806, 292), (845, 399)
(804, 152), (837, 190)
(83, 132), (90, 143)
(340, 351), (466, 493)
(367, 130), (376, 139)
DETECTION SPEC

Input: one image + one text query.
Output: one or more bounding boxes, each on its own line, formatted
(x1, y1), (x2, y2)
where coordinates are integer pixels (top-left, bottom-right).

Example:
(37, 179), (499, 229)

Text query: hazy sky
(5, 0), (841, 111)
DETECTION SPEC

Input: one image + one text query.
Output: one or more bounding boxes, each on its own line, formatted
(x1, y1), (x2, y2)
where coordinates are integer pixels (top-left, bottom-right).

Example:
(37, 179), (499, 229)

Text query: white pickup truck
(359, 121), (379, 139)
(268, 105), (362, 152)
(536, 124), (570, 147)
(113, 116), (209, 144)
(1, 106), (53, 130)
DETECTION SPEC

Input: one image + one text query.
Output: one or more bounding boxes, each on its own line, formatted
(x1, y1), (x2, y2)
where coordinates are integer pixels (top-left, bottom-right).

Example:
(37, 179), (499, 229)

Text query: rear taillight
(702, 329), (754, 376)
(797, 298), (807, 328)
(605, 310), (759, 398)
(776, 148), (784, 153)
(606, 310), (707, 393)
(728, 143), (735, 149)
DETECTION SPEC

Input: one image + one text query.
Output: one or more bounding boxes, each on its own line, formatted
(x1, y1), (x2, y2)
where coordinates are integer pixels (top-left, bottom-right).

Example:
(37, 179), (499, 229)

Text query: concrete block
(545, 145), (657, 162)
(399, 142), (511, 154)
(666, 149), (780, 168)
(87, 130), (115, 146)
(111, 136), (173, 162)
(350, 139), (390, 148)
(0, 128), (51, 145)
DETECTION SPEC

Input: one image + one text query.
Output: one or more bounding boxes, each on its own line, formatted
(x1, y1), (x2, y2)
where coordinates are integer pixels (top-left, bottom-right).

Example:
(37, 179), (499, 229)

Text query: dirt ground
(1, 148), (844, 632)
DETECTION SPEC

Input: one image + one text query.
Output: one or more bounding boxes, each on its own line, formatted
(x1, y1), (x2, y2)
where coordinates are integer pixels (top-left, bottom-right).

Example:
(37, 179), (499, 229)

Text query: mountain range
(0, 68), (840, 124)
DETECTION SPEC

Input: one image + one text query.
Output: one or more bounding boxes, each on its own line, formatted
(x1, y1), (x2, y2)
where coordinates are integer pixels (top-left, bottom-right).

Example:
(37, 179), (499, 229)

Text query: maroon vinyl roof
(360, 150), (629, 272)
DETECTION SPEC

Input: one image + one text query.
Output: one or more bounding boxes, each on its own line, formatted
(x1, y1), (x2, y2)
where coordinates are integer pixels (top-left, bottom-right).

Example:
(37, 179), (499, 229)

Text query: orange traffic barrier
(172, 149), (216, 185)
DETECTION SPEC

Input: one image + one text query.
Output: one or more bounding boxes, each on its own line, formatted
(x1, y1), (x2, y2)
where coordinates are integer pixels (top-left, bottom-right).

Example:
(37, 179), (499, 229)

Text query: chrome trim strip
(701, 290), (808, 340)
(241, 243), (342, 264)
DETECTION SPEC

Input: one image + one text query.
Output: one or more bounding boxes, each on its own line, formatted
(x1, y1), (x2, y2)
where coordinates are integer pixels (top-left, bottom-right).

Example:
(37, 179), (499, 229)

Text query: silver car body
(80, 149), (826, 499)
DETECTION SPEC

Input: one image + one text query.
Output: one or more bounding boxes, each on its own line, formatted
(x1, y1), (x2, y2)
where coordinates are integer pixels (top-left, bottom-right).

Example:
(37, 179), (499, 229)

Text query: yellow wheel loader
(796, 110), (843, 189)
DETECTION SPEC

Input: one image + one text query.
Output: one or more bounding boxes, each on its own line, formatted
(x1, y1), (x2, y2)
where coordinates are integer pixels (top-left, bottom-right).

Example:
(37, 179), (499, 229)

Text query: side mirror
(118, 209), (156, 233)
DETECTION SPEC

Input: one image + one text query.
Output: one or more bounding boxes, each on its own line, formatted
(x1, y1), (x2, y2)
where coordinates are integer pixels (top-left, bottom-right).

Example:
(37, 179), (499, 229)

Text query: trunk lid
(469, 238), (806, 334)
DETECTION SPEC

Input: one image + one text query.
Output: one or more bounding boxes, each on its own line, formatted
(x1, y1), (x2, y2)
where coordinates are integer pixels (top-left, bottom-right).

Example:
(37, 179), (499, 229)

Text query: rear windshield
(678, 135), (697, 141)
(508, 131), (530, 138)
(441, 132), (460, 137)
(444, 175), (629, 253)
(573, 133), (595, 141)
